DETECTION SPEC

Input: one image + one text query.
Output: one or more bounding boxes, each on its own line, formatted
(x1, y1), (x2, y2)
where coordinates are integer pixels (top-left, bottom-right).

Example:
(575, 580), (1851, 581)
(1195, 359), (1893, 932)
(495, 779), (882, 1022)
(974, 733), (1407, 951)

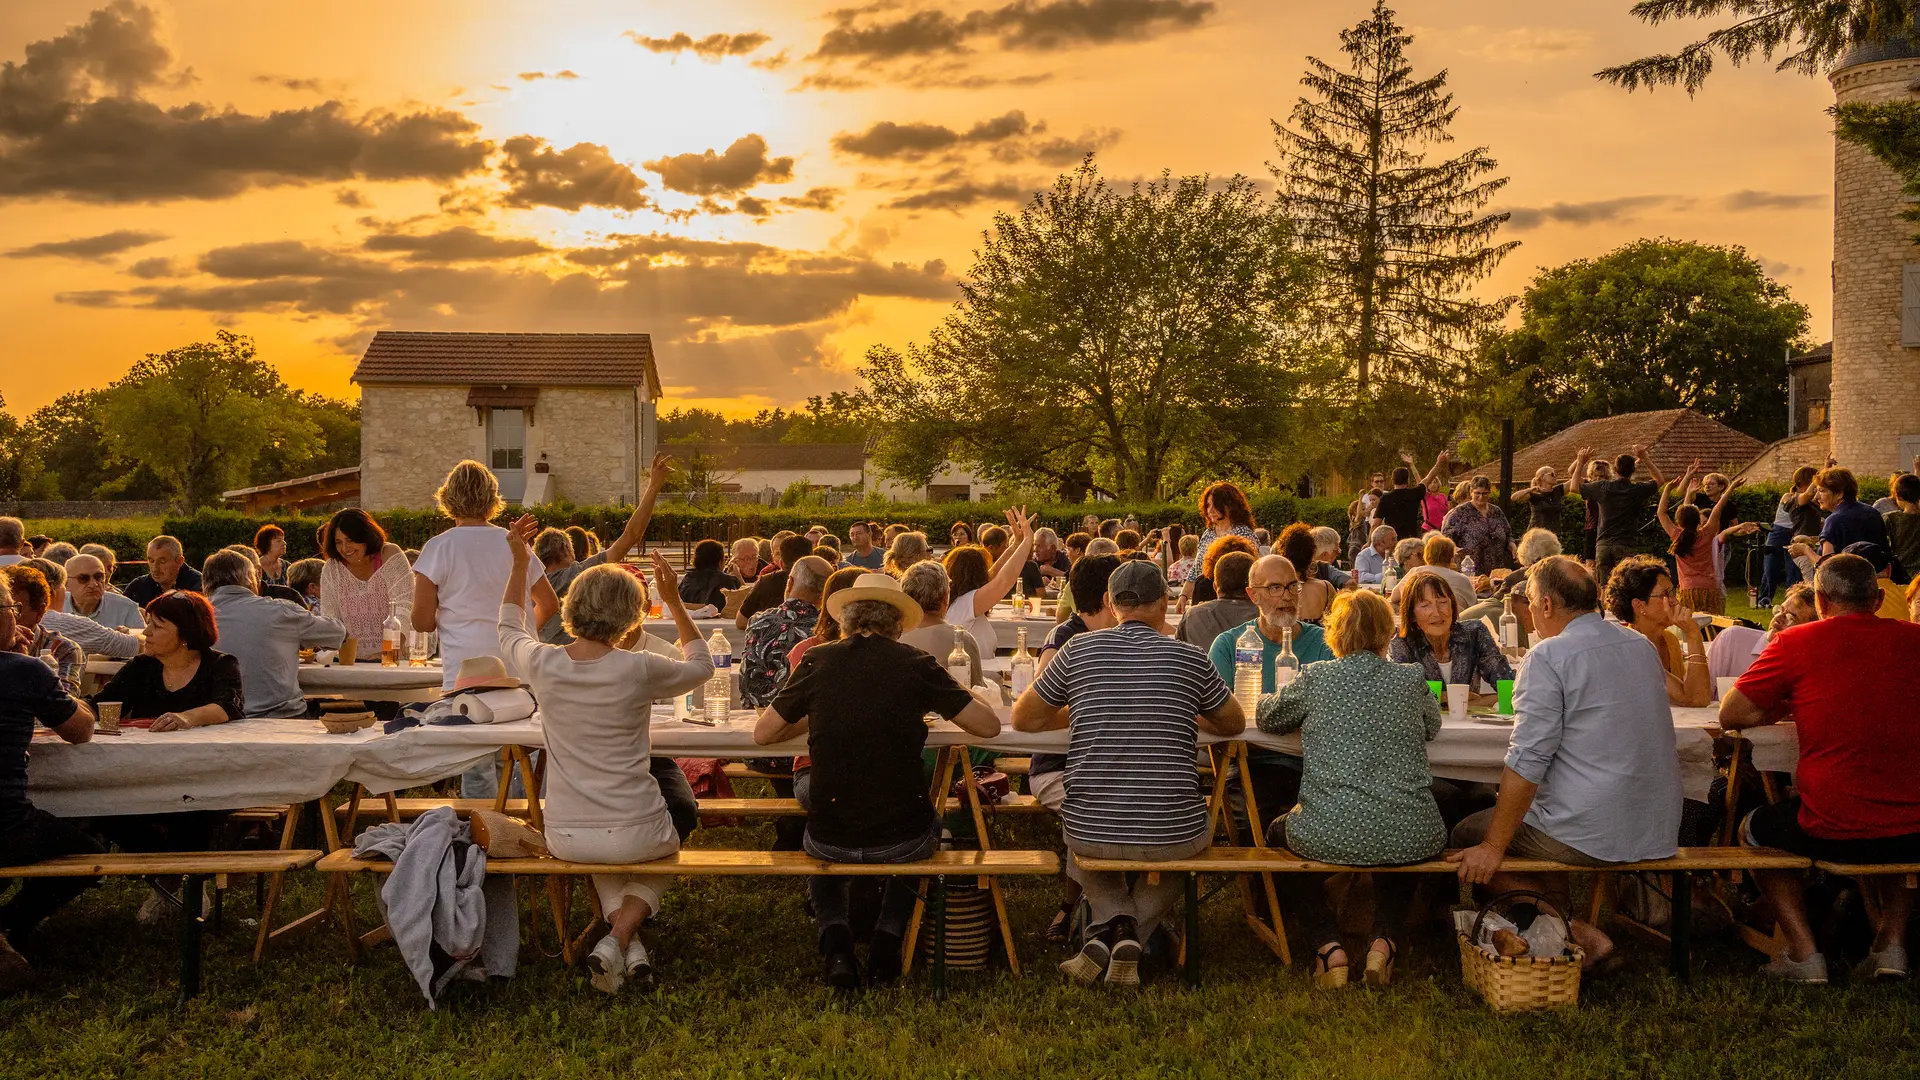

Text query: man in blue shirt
(1353, 526), (1397, 584)
(1448, 556), (1681, 971)
(1814, 467), (1888, 555)
(841, 522), (885, 570)
(1207, 555), (1336, 838)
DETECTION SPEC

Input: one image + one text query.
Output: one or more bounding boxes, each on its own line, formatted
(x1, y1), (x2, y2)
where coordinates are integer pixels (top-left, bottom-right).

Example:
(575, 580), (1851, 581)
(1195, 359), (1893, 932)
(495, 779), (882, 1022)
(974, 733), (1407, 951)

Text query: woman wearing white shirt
(411, 461), (559, 797)
(939, 506), (1035, 655)
(498, 515), (712, 994)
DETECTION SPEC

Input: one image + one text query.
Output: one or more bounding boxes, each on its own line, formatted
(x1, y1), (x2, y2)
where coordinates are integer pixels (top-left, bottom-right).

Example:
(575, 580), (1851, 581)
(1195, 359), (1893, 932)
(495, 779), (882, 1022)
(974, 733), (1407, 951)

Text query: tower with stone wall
(1831, 42), (1920, 475)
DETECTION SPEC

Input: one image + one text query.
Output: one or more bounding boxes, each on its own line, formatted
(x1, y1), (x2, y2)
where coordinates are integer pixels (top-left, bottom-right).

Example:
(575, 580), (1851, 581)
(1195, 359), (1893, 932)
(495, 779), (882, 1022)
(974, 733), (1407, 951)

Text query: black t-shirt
(1376, 486), (1427, 538)
(1788, 499), (1825, 540)
(96, 651), (245, 723)
(1525, 484), (1567, 534)
(678, 568), (740, 608)
(0, 652), (79, 827)
(769, 635), (974, 848)
(123, 565), (203, 608)
(1690, 492), (1739, 529)
(737, 569), (789, 622)
(1580, 479), (1661, 546)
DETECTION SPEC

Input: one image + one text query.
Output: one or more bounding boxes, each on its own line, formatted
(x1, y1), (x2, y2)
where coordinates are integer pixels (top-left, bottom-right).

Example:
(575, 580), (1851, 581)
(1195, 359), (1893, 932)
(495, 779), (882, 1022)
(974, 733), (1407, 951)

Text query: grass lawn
(2, 802), (1915, 1080)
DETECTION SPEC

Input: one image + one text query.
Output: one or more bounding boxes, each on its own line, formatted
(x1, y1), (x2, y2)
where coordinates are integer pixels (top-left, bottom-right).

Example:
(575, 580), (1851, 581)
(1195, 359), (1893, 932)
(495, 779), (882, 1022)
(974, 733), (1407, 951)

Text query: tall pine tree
(1274, 2), (1517, 395)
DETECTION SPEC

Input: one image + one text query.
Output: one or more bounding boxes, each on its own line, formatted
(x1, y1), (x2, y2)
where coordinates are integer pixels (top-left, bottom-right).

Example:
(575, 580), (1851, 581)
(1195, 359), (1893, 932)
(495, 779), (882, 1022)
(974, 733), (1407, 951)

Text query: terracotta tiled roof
(1789, 341), (1832, 368)
(672, 442), (868, 473)
(352, 331), (660, 397)
(1469, 409), (1767, 482)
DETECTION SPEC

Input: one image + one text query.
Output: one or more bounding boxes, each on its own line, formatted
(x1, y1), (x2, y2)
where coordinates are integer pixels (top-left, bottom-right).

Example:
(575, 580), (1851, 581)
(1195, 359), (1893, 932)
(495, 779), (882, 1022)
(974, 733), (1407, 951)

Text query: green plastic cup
(1497, 680), (1515, 715)
(1428, 680), (1444, 705)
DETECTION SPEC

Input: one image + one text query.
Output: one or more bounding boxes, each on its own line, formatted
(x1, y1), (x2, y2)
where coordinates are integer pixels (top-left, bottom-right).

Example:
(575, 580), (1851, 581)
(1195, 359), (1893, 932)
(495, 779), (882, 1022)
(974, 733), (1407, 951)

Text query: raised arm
(648, 551), (699, 648)
(1633, 444), (1664, 487)
(1655, 476), (1678, 535)
(603, 451), (673, 564)
(1707, 476), (1742, 532)
(1419, 450), (1451, 491)
(969, 506), (1037, 617)
(1569, 447), (1592, 488)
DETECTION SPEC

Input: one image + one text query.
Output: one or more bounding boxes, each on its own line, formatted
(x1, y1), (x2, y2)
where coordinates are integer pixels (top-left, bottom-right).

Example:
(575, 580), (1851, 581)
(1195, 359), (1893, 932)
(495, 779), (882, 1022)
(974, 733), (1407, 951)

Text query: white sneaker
(624, 937), (654, 987)
(1762, 950), (1829, 984)
(1855, 945), (1909, 982)
(586, 936), (625, 994)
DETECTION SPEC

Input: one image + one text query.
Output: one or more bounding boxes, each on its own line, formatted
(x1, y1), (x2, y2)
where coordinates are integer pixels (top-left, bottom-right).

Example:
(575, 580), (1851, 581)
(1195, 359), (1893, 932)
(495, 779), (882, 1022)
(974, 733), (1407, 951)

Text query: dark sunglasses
(70, 572), (106, 583)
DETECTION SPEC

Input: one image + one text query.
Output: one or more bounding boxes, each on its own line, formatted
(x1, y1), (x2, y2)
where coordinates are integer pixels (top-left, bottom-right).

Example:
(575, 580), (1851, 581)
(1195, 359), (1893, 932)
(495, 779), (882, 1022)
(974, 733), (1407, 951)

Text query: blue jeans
(1758, 542), (1800, 605)
(803, 818), (939, 944)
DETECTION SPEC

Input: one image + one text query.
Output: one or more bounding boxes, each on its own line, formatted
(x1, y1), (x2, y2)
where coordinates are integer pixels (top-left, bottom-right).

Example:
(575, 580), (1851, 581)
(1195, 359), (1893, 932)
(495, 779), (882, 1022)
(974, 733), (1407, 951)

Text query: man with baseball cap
(1013, 559), (1244, 988)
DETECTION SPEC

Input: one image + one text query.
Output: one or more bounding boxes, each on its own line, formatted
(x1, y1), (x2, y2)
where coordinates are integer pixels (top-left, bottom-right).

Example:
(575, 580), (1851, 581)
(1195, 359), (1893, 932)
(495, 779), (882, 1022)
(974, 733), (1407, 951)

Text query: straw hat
(450, 655), (521, 692)
(825, 572), (923, 632)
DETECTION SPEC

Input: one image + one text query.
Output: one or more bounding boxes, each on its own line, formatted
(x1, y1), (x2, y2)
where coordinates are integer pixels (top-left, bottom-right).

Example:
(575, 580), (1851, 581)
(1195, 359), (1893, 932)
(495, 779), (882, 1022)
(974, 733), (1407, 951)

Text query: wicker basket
(1456, 891), (1584, 1013)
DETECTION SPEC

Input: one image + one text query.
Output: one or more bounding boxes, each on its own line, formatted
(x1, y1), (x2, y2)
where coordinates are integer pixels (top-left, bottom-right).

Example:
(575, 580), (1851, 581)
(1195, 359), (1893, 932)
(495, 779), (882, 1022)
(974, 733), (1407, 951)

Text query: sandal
(1364, 938), (1396, 988)
(1312, 941), (1349, 989)
(1045, 904), (1073, 943)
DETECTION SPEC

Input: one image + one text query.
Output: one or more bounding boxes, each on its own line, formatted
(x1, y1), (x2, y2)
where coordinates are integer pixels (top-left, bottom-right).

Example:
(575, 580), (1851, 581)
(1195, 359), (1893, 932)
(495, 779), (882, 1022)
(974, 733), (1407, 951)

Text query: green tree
(97, 331), (323, 510)
(257, 392), (361, 479)
(20, 389), (168, 501)
(1273, 1), (1517, 394)
(1479, 239), (1810, 446)
(1597, 1), (1917, 94)
(863, 159), (1325, 502)
(780, 392), (873, 444)
(0, 395), (26, 502)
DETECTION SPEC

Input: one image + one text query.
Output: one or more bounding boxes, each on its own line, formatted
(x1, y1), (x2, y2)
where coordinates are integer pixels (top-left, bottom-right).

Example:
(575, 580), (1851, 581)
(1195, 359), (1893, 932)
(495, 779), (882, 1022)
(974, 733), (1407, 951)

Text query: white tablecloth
(27, 702), (1797, 818)
(84, 659), (448, 703)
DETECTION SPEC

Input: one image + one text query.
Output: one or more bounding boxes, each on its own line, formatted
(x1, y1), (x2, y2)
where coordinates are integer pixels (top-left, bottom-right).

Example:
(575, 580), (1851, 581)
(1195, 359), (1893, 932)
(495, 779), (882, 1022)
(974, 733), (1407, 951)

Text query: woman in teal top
(1257, 589), (1443, 990)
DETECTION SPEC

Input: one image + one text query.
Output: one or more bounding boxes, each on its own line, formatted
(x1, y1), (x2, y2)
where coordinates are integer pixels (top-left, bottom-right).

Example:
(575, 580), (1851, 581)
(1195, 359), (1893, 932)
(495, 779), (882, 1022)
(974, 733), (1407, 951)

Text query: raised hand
(647, 450), (674, 490)
(649, 550), (679, 596)
(506, 513), (538, 563)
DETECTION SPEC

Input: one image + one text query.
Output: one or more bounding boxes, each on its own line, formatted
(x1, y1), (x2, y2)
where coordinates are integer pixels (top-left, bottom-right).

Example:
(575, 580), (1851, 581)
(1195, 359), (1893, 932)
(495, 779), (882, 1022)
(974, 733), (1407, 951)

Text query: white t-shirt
(0, 554), (24, 566)
(413, 525), (532, 690)
(949, 588), (997, 658)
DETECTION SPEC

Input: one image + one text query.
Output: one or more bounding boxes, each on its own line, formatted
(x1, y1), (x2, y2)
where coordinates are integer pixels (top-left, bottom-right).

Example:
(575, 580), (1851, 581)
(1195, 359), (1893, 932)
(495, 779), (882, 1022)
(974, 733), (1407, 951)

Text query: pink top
(1666, 522), (1722, 592)
(319, 543), (413, 643)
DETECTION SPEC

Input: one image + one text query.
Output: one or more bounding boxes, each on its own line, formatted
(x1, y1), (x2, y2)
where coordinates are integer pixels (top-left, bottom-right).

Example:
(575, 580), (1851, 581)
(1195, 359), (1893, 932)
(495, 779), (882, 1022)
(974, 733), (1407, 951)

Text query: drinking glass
(408, 631), (434, 667)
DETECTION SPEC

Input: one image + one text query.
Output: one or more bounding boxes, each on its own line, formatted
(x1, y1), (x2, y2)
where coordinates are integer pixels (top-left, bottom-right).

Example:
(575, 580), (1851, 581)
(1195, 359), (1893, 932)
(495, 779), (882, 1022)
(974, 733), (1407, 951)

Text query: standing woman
(1759, 466), (1820, 606)
(497, 516), (712, 994)
(1443, 476), (1515, 574)
(318, 509), (413, 647)
(1656, 461), (1739, 615)
(1606, 555), (1710, 707)
(412, 461), (559, 798)
(253, 525), (289, 588)
(1517, 466), (1567, 536)
(1180, 481), (1259, 609)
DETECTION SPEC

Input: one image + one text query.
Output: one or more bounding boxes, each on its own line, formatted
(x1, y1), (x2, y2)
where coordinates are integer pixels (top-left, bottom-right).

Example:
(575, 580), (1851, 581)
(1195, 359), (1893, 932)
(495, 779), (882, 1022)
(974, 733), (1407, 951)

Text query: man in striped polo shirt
(1013, 559), (1244, 987)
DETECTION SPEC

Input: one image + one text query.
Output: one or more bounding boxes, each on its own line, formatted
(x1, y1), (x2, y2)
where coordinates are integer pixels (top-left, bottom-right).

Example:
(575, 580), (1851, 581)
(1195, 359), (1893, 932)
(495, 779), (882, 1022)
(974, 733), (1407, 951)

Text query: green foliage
(1477, 239), (1808, 447)
(660, 392), (872, 446)
(1274, 1), (1518, 395)
(865, 158), (1327, 503)
(18, 388), (169, 501)
(1597, 0), (1919, 94)
(1835, 98), (1920, 244)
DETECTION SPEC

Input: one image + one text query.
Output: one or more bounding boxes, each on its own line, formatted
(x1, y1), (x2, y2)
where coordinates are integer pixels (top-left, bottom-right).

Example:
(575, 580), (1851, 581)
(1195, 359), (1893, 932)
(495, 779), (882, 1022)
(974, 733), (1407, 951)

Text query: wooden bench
(338, 795), (1054, 825)
(7, 850), (324, 1000)
(721, 763), (789, 782)
(1070, 846), (1812, 986)
(1814, 861), (1920, 888)
(317, 848), (1058, 994)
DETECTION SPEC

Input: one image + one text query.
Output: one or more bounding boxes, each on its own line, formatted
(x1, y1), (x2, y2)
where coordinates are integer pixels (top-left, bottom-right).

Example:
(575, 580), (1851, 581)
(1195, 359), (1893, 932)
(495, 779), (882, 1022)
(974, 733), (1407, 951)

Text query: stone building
(1831, 43), (1920, 475)
(353, 331), (660, 511)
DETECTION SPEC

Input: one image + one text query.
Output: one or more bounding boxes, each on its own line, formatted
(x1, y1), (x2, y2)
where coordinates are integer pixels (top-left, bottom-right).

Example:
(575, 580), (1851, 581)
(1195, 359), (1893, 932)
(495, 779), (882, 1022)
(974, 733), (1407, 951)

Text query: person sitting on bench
(753, 572), (1001, 991)
(498, 515), (714, 995)
(1448, 556), (1683, 971)
(1721, 553), (1920, 984)
(0, 571), (102, 992)
(1013, 559), (1245, 989)
(1258, 589), (1441, 989)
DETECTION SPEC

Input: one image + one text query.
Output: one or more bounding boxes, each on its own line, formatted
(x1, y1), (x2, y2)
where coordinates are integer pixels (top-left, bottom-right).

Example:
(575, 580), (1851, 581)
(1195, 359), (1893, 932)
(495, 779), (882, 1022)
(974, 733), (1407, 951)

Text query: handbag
(949, 766), (1011, 806)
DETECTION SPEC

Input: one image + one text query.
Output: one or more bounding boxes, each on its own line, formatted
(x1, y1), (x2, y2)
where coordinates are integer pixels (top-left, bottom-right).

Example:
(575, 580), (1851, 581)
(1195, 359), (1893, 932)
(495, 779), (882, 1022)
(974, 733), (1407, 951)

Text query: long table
(84, 659), (448, 704)
(29, 704), (1797, 819)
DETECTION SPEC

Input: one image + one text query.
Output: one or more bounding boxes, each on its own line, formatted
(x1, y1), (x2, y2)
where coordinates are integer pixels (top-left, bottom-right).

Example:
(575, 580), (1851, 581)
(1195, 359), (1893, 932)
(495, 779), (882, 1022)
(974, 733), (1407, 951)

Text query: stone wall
(1831, 59), (1920, 475)
(359, 386), (484, 511)
(536, 387), (638, 506)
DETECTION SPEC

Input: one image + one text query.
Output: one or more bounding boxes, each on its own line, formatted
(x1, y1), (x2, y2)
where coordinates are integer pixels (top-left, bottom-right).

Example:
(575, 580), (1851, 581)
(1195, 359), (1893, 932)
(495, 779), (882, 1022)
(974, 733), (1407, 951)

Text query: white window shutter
(1903, 265), (1920, 346)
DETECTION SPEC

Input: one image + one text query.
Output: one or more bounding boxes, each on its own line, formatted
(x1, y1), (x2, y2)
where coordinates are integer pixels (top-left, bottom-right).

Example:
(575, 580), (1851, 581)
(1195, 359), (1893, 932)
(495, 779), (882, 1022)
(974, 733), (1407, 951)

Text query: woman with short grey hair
(500, 517), (713, 995)
(753, 572), (1001, 991)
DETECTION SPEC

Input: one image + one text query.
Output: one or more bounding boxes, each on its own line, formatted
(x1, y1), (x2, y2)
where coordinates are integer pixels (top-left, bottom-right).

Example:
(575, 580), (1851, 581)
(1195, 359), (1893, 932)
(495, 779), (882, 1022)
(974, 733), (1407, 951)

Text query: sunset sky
(0, 0), (1840, 419)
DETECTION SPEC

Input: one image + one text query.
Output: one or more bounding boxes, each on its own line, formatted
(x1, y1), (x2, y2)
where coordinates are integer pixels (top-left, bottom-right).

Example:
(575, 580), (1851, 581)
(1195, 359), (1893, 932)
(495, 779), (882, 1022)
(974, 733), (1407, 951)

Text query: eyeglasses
(1647, 589), (1676, 601)
(70, 573), (105, 583)
(0, 602), (18, 613)
(1249, 583), (1304, 595)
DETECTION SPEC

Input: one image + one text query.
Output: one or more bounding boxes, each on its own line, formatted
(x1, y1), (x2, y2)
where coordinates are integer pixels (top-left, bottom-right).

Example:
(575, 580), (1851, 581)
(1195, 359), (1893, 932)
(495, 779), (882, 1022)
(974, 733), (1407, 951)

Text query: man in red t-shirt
(1721, 554), (1920, 985)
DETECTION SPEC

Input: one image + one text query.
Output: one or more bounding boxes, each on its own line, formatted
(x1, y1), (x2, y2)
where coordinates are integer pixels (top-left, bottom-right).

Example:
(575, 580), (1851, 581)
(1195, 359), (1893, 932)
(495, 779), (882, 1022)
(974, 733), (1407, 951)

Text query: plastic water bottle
(1233, 624), (1263, 718)
(704, 629), (732, 721)
(1275, 626), (1301, 688)
(1461, 554), (1477, 579)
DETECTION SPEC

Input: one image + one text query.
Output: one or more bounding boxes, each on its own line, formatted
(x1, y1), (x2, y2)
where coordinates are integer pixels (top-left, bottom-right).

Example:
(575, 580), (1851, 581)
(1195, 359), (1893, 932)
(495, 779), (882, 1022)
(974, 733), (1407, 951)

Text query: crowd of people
(0, 444), (1916, 995)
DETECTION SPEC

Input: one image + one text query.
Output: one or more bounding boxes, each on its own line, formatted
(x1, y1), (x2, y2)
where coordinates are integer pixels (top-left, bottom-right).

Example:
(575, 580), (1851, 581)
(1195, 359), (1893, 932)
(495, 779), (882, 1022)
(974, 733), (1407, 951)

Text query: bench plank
(1813, 861), (1920, 876)
(1071, 846), (1811, 874)
(319, 848), (1058, 876)
(3, 850), (323, 878)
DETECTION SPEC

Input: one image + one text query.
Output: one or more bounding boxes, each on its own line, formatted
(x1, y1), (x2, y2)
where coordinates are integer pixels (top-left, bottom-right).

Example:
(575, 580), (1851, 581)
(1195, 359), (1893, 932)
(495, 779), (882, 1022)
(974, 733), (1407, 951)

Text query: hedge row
(30, 482), (1866, 593)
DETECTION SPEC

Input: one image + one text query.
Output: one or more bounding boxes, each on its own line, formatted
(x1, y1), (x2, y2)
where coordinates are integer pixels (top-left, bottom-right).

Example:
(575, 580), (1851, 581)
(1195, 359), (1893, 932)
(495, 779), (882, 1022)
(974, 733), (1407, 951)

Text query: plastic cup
(338, 637), (359, 665)
(1497, 680), (1515, 715)
(1427, 680), (1444, 705)
(1446, 683), (1469, 721)
(1716, 675), (1737, 701)
(96, 701), (121, 732)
